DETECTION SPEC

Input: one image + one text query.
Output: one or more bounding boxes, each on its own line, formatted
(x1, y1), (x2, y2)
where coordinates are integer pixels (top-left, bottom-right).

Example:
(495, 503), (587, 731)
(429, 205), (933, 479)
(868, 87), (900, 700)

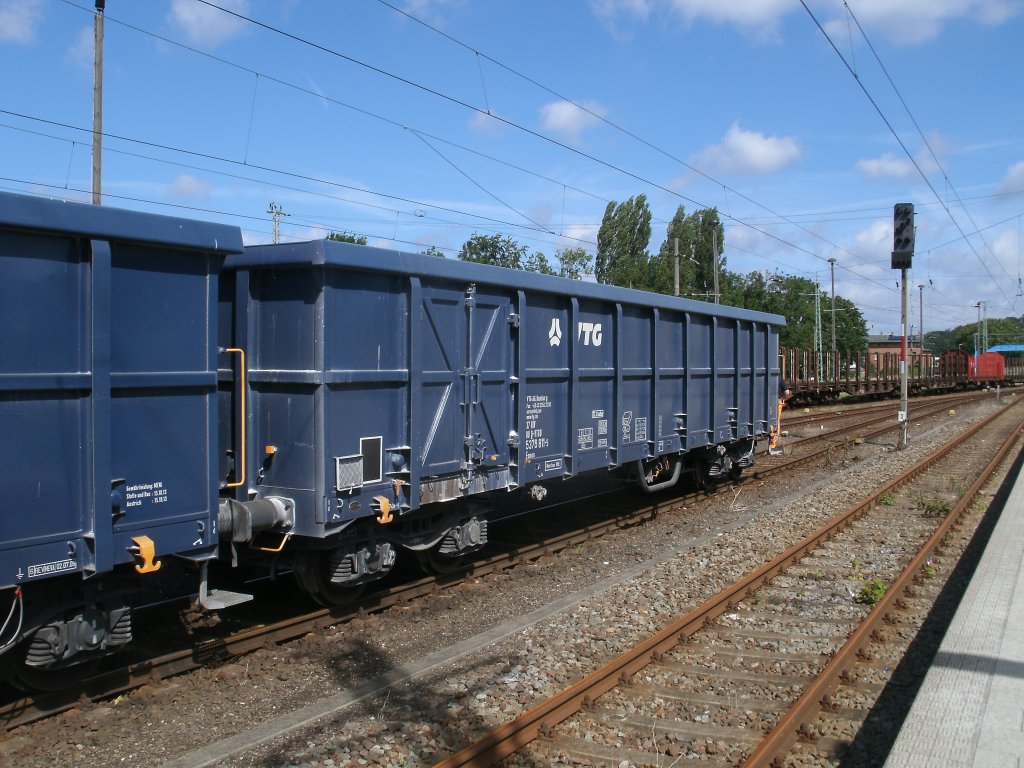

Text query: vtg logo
(577, 321), (603, 346)
(548, 318), (563, 347)
(548, 317), (603, 346)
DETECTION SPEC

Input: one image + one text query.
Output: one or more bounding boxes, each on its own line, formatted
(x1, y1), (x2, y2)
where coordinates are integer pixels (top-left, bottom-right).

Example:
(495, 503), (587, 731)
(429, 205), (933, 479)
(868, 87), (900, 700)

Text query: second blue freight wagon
(220, 239), (785, 604)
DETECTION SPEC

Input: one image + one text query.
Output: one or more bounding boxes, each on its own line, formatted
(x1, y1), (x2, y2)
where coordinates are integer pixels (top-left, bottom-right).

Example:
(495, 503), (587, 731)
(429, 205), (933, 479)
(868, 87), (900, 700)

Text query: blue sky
(2, 0), (1023, 338)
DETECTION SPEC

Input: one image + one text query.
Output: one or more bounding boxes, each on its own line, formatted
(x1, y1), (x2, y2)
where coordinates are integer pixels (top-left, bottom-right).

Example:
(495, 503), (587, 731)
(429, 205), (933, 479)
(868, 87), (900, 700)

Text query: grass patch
(857, 578), (887, 606)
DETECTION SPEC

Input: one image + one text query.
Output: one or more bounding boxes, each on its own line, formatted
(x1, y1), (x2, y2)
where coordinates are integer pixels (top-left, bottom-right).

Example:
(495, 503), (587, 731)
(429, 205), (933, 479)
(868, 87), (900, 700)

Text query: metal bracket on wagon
(372, 495), (394, 524)
(128, 535), (162, 574)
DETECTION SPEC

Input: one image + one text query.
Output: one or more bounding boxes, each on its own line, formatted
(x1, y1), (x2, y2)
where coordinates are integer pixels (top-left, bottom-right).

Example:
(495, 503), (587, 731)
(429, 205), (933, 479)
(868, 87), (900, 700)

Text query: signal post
(892, 203), (915, 450)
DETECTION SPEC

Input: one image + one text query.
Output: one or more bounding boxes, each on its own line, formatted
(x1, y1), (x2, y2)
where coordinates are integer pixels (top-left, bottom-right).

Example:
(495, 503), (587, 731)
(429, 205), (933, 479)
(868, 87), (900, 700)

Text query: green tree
(523, 251), (556, 275)
(327, 231), (367, 245)
(556, 247), (593, 280)
(421, 245), (446, 258)
(687, 208), (726, 302)
(595, 195), (652, 289)
(949, 316), (1024, 352)
(650, 206), (725, 301)
(458, 234), (527, 269)
(650, 205), (696, 296)
(740, 274), (865, 351)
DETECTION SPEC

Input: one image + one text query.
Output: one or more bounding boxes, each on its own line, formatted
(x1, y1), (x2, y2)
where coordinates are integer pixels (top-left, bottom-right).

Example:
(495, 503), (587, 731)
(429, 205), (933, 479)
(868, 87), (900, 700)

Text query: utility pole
(975, 301), (983, 372)
(267, 202), (289, 244)
(673, 238), (680, 297)
(711, 228), (720, 304)
(813, 282), (823, 377)
(828, 257), (837, 383)
(982, 301), (989, 352)
(92, 0), (105, 205)
(917, 284), (924, 376)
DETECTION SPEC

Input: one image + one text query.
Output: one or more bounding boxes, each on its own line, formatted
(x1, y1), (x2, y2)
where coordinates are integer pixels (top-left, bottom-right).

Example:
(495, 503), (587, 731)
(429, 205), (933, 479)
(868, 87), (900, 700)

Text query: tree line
(331, 193), (871, 351)
(925, 316), (1024, 354)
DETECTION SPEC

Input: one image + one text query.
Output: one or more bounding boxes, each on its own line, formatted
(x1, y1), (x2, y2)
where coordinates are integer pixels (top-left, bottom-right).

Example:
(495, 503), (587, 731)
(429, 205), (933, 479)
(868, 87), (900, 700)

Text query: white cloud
(590, 0), (652, 23)
(591, 0), (1022, 43)
(666, 0), (793, 32)
(693, 121), (801, 175)
(168, 0), (250, 48)
(0, 0), (44, 44)
(561, 222), (601, 243)
(998, 160), (1024, 195)
(588, 0), (652, 41)
(591, 0), (791, 40)
(400, 0), (466, 27)
(65, 26), (93, 72)
(856, 152), (916, 180)
(821, 0), (1024, 46)
(539, 100), (608, 143)
(469, 110), (505, 136)
(167, 174), (213, 200)
(855, 219), (894, 252)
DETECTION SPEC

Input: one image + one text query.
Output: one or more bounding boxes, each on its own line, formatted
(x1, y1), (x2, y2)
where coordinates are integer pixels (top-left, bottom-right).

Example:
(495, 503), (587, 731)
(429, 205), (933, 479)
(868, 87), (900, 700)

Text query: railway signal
(891, 203), (915, 269)
(891, 202), (915, 449)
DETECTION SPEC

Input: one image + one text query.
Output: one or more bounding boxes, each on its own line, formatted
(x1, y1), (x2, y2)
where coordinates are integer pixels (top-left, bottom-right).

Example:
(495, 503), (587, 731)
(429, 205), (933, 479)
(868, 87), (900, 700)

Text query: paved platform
(885, 461), (1024, 768)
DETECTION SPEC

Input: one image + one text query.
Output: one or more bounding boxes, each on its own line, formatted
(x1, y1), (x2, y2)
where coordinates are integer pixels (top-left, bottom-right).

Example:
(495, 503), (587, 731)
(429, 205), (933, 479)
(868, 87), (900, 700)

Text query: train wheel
(292, 550), (366, 607)
(0, 642), (101, 692)
(693, 460), (714, 492)
(415, 546), (472, 576)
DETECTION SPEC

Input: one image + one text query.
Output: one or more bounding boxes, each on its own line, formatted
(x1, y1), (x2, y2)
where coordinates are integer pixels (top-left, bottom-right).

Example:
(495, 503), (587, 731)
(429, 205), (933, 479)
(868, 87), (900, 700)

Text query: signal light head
(892, 203), (915, 269)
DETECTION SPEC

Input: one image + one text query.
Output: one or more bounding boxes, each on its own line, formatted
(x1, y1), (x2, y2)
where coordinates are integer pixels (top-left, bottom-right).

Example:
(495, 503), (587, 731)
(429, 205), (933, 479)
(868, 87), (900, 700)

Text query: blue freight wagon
(221, 240), (784, 604)
(0, 192), (241, 685)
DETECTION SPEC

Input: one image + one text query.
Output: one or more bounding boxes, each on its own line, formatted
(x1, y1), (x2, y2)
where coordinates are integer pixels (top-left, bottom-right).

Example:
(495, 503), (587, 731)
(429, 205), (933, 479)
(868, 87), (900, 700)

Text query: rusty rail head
(433, 400), (1023, 768)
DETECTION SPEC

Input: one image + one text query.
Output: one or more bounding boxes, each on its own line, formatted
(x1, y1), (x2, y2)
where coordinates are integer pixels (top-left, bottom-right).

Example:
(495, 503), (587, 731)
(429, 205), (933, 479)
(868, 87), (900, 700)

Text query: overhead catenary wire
(370, 0), (888, 286)
(187, 0), (895, 293)
(0, 108), (600, 252)
(38, 0), (1012, 302)
(842, 2), (1008, 304)
(798, 0), (1013, 309)
(49, 0), (814, 276)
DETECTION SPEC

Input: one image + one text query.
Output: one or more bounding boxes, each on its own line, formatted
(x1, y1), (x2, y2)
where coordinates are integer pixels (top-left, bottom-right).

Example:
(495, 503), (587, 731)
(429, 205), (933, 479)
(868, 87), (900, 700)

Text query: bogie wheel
(1, 642), (102, 692)
(415, 546), (473, 576)
(693, 460), (714, 492)
(293, 550), (366, 607)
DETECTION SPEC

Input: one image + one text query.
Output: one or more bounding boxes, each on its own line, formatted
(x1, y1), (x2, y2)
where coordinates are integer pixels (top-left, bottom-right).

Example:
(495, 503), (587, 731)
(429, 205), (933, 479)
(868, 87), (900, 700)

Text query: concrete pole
(673, 238), (679, 297)
(918, 283), (924, 374)
(92, 1), (105, 205)
(711, 228), (720, 304)
(828, 257), (836, 383)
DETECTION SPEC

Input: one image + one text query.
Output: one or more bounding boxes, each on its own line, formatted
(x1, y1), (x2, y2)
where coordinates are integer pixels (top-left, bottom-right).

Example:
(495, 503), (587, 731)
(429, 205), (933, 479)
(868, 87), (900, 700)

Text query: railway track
(781, 389), (990, 430)
(0, 391), (1002, 737)
(432, 396), (1024, 767)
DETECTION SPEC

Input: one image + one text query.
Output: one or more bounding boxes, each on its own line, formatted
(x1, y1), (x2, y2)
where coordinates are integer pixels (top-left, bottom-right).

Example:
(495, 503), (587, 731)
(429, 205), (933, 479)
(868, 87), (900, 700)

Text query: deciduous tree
(595, 195), (652, 289)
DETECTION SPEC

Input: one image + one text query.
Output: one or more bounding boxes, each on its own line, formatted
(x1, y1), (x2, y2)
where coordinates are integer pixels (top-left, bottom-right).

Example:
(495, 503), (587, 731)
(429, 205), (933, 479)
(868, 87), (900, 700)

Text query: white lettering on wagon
(27, 558), (77, 579)
(577, 322), (603, 346)
(525, 394), (552, 458)
(124, 481), (169, 508)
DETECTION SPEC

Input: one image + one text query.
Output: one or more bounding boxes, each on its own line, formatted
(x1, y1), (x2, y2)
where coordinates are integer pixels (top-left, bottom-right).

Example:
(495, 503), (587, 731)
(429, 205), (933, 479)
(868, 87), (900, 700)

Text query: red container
(971, 352), (1005, 380)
